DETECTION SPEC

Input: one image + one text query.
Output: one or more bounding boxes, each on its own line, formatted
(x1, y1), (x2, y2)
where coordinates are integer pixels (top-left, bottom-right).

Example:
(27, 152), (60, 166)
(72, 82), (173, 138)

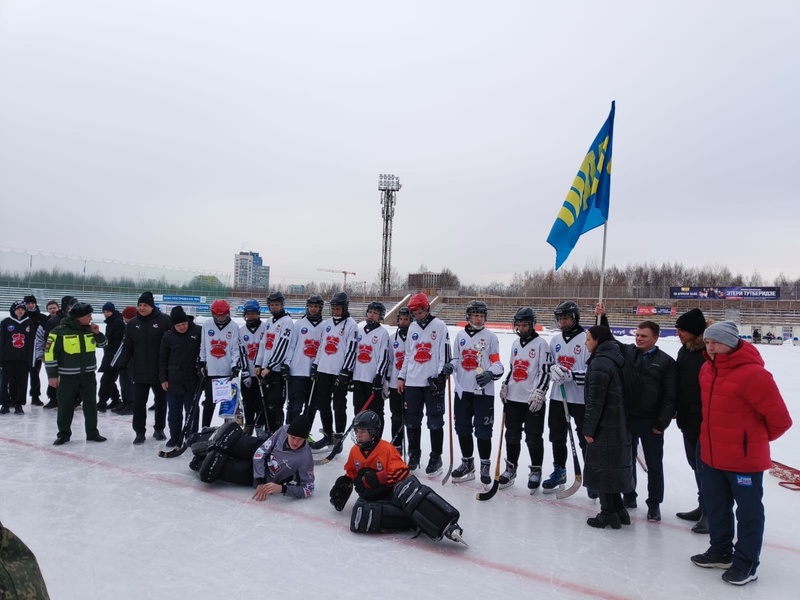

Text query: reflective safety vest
(44, 318), (107, 377)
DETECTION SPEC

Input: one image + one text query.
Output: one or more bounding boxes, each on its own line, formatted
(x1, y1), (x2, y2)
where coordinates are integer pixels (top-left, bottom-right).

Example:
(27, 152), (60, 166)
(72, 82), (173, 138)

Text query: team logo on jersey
(301, 327), (308, 335)
(226, 331), (233, 340)
(247, 343), (258, 361)
(376, 460), (384, 472)
(243, 334), (250, 342)
(459, 338), (466, 347)
(413, 342), (432, 364)
(357, 334), (363, 342)
(207, 329), (215, 337)
(6, 325), (13, 332)
(573, 345), (582, 355)
(393, 341), (400, 349)
(210, 339), (228, 358)
(372, 336), (378, 344)
(275, 324), (281, 333)
(554, 343), (561, 352)
(324, 336), (340, 355)
(558, 356), (576, 370)
(354, 460), (362, 471)
(431, 331), (437, 340)
(303, 339), (320, 358)
(326, 325), (332, 332)
(265, 333), (275, 350)
(461, 348), (479, 371)
(529, 348), (537, 359)
(512, 347), (518, 357)
(411, 332), (419, 341)
(394, 352), (404, 371)
(357, 344), (373, 363)
(11, 333), (25, 349)
(512, 359), (530, 382)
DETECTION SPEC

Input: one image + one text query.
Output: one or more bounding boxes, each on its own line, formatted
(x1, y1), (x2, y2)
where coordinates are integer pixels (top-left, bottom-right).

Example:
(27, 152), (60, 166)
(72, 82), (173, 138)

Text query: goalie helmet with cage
(351, 410), (382, 451)
(513, 307), (537, 337)
(366, 301), (386, 321)
(554, 301), (580, 329)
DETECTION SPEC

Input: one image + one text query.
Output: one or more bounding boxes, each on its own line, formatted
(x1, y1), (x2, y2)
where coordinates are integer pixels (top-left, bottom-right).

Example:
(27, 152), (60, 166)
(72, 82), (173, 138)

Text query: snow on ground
(2, 328), (799, 599)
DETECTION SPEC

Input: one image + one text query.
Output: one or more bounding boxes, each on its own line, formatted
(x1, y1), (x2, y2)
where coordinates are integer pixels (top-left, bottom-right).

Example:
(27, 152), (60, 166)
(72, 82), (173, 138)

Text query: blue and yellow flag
(547, 101), (615, 270)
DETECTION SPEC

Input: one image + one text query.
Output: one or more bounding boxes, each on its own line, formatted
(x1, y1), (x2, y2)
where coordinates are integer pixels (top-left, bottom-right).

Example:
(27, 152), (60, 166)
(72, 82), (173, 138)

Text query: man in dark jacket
(97, 302), (125, 411)
(619, 320), (677, 522)
(1, 301), (36, 414)
(159, 306), (202, 447)
(674, 308), (709, 533)
(112, 291), (171, 445)
(24, 294), (49, 406)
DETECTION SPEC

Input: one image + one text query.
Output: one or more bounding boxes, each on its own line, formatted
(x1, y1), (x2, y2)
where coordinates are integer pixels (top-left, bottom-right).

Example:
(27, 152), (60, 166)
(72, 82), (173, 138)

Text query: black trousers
(29, 359), (42, 400)
(1, 361), (28, 407)
(132, 382), (167, 435)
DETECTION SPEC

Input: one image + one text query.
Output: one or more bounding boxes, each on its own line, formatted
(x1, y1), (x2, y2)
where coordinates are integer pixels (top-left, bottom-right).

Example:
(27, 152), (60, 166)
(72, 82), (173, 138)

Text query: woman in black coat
(583, 326), (634, 529)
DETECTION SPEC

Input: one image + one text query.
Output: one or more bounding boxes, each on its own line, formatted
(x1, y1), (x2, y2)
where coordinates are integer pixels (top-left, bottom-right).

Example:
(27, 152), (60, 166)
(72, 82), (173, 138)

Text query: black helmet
(306, 294), (324, 307)
(513, 307), (536, 337)
(267, 291), (285, 306)
(330, 292), (349, 310)
(554, 301), (580, 328)
(397, 306), (411, 323)
(69, 302), (93, 319)
(366, 301), (386, 320)
(466, 300), (488, 319)
(351, 410), (381, 451)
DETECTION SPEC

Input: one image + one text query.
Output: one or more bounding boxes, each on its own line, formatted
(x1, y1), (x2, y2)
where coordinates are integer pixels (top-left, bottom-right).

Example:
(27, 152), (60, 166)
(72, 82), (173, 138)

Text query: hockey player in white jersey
(199, 299), (242, 428)
(254, 291), (293, 433)
(543, 301), (591, 495)
(445, 301), (504, 484)
(397, 293), (451, 474)
(352, 302), (391, 435)
(388, 307), (411, 455)
(239, 300), (266, 435)
(497, 308), (552, 492)
(308, 292), (358, 451)
(283, 295), (324, 423)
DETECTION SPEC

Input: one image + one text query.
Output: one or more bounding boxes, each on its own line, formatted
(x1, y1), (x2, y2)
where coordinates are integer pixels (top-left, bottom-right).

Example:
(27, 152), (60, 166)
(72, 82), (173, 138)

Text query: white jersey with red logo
(239, 320), (267, 377)
(548, 329), (589, 405)
(352, 322), (390, 383)
(398, 316), (450, 387)
(313, 316), (358, 376)
(285, 316), (324, 377)
(255, 313), (293, 372)
(506, 335), (552, 404)
(200, 318), (241, 377)
(451, 327), (504, 396)
(388, 328), (408, 389)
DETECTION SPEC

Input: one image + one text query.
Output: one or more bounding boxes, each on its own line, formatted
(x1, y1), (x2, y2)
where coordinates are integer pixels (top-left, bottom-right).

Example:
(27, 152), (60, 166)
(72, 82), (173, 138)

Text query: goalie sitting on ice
(329, 410), (466, 545)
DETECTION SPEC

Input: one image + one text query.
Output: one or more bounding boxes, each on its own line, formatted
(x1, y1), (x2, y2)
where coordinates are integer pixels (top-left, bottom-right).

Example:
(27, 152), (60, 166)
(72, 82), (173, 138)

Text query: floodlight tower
(378, 173), (401, 296)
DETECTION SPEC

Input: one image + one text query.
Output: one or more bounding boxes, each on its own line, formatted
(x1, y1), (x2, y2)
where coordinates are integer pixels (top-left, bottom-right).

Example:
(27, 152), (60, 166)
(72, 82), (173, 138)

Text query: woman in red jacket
(690, 321), (792, 586)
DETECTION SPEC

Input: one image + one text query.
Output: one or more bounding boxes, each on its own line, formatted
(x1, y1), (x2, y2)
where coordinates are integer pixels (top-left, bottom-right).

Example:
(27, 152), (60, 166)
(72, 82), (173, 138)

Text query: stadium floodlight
(378, 173), (401, 192)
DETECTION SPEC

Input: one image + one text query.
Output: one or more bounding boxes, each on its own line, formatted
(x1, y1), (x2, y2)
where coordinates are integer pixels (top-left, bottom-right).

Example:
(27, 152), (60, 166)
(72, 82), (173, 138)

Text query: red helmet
(407, 293), (430, 312)
(210, 299), (230, 316)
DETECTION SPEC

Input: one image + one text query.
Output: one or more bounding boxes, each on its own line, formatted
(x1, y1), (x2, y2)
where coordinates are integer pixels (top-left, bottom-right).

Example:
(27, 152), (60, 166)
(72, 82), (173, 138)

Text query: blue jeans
(701, 463), (763, 576)
(166, 391), (197, 441)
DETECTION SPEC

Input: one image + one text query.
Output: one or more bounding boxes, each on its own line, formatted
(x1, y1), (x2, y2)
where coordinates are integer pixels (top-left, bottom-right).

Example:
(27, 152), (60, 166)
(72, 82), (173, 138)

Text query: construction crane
(317, 268), (356, 291)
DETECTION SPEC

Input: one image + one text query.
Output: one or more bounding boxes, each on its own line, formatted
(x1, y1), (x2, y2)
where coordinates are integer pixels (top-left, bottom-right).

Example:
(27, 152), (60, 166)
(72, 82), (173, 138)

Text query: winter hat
(675, 308), (706, 336)
(102, 301), (116, 313)
(24, 295), (37, 304)
(703, 321), (741, 349)
(61, 295), (77, 313)
(122, 306), (137, 320)
(170, 306), (188, 325)
(69, 302), (93, 319)
(11, 300), (26, 313)
(137, 291), (156, 308)
(287, 415), (311, 440)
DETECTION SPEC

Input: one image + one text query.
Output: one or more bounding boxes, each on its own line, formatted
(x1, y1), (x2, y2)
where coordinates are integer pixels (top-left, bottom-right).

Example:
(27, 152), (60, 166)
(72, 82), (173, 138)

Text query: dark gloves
(428, 375), (446, 395)
(230, 366), (240, 379)
(281, 363), (291, 381)
(372, 374), (384, 394)
(476, 371), (493, 388)
(354, 467), (389, 501)
(335, 370), (352, 389)
(329, 475), (354, 512)
(197, 362), (207, 378)
(310, 363), (318, 382)
(440, 362), (454, 376)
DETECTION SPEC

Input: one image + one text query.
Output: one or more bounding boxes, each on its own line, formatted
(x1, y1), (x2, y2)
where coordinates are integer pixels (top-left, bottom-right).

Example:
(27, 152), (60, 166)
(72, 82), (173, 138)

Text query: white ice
(2, 327), (799, 599)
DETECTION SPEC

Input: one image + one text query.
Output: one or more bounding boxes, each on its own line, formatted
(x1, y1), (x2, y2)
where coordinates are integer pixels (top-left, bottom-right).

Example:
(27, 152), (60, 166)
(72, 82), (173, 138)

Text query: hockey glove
(335, 370), (352, 389)
(499, 383), (509, 403)
(310, 363), (318, 382)
(549, 365), (573, 384)
(428, 376), (444, 396)
(330, 475), (354, 512)
(440, 362), (454, 376)
(527, 388), (547, 413)
(281, 363), (291, 381)
(242, 374), (252, 388)
(230, 367), (240, 379)
(372, 375), (384, 394)
(197, 362), (207, 378)
(354, 467), (389, 501)
(475, 371), (493, 388)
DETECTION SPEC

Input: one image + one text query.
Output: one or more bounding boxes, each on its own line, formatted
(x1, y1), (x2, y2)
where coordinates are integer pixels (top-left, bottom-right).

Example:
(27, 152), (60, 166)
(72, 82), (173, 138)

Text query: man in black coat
(159, 306), (202, 447)
(112, 291), (171, 445)
(618, 320), (677, 522)
(97, 302), (125, 411)
(24, 295), (50, 406)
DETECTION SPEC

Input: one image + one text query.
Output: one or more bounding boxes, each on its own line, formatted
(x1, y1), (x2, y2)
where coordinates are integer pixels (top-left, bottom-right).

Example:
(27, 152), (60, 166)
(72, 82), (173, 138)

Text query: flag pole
(596, 221), (608, 325)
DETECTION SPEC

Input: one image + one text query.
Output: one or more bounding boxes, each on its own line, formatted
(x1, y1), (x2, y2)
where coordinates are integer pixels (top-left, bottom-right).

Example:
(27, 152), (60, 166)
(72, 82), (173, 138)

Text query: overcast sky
(1, 1), (798, 288)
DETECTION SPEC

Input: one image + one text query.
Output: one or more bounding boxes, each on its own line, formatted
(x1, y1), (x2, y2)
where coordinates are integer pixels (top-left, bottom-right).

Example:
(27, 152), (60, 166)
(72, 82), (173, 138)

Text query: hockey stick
(442, 376), (455, 485)
(158, 375), (205, 458)
(314, 392), (375, 466)
(770, 460), (800, 491)
(636, 452), (648, 473)
(556, 384), (583, 500)
(476, 411), (506, 501)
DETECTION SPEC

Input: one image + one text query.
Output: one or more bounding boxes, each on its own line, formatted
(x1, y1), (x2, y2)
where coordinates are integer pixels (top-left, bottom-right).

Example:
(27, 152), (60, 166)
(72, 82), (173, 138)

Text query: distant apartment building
(234, 251), (270, 290)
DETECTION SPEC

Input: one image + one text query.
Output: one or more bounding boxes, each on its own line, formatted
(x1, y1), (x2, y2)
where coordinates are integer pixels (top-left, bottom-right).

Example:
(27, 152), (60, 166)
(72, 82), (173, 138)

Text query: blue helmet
(243, 299), (261, 314)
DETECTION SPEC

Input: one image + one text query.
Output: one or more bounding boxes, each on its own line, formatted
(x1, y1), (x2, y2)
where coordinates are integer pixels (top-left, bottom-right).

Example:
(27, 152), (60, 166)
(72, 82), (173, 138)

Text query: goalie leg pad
(218, 457), (254, 486)
(209, 421), (243, 452)
(392, 476), (461, 540)
(199, 449), (227, 483)
(350, 498), (413, 534)
(228, 435), (262, 461)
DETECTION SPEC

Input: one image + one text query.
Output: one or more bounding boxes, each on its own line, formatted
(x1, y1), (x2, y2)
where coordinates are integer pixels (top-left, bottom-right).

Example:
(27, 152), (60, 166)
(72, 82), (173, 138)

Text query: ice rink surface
(2, 328), (799, 599)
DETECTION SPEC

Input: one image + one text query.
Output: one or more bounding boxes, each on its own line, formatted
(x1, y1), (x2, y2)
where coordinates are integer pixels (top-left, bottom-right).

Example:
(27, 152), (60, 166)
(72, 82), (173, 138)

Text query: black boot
(587, 511), (622, 529)
(646, 501), (661, 522)
(676, 506), (702, 521)
(691, 513), (709, 534)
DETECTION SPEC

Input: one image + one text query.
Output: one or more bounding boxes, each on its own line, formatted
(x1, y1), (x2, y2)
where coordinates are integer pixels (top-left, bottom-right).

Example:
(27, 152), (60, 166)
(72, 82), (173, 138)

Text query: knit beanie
(675, 308), (706, 336)
(122, 306), (137, 320)
(102, 302), (116, 313)
(170, 306), (188, 325)
(11, 300), (26, 313)
(24, 295), (36, 304)
(61, 296), (77, 313)
(69, 302), (93, 319)
(703, 321), (740, 349)
(137, 291), (156, 308)
(287, 415), (311, 440)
